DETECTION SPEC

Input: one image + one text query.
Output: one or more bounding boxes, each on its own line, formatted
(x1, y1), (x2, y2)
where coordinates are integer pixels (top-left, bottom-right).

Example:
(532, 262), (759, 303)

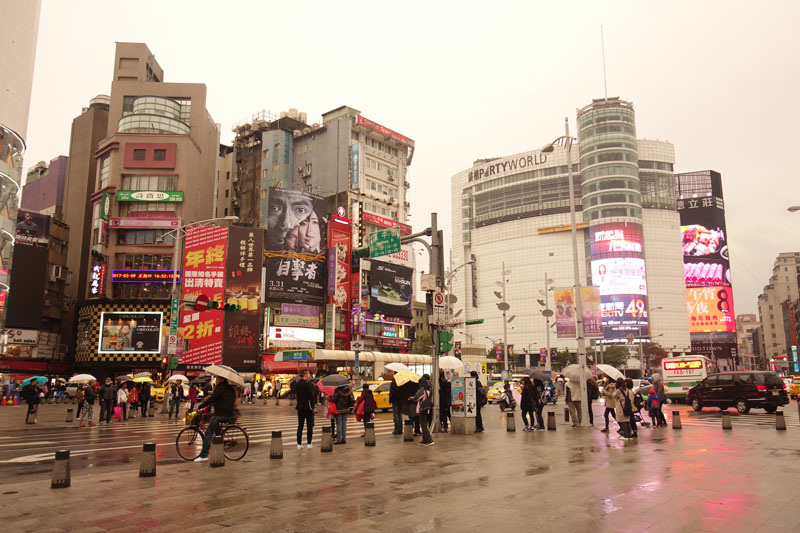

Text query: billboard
(5, 244), (48, 329)
(589, 221), (649, 339)
(369, 260), (412, 318)
(222, 227), (263, 369)
(580, 286), (603, 338)
(15, 209), (50, 247)
(686, 286), (735, 333)
(328, 220), (351, 310)
(98, 312), (163, 353)
(180, 226), (228, 365)
(264, 187), (327, 304)
(553, 287), (576, 339)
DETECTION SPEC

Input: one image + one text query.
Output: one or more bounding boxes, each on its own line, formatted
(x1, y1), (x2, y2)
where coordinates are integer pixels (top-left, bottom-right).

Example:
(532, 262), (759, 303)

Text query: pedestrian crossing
(670, 408), (800, 429)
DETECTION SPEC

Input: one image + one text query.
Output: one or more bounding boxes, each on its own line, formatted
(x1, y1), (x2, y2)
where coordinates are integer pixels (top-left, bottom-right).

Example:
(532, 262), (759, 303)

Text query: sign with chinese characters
(328, 219), (351, 310)
(264, 187), (327, 305)
(275, 314), (319, 328)
(275, 349), (314, 361)
(325, 303), (335, 349)
(222, 227), (264, 369)
(180, 226), (227, 365)
(351, 142), (360, 189)
(356, 115), (415, 147)
(369, 227), (401, 258)
(580, 286), (603, 339)
(451, 377), (465, 414)
(109, 217), (180, 229)
(116, 190), (184, 202)
(111, 269), (180, 283)
(89, 262), (106, 297)
(553, 287), (576, 339)
(687, 287), (735, 333)
(15, 210), (50, 247)
(281, 303), (318, 317)
(100, 192), (111, 221)
(361, 212), (412, 236)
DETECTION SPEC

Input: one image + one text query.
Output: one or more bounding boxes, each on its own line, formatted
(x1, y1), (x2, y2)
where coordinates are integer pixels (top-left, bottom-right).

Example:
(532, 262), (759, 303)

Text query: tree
(553, 349), (576, 371)
(643, 342), (668, 373)
(599, 345), (630, 368)
(412, 331), (432, 354)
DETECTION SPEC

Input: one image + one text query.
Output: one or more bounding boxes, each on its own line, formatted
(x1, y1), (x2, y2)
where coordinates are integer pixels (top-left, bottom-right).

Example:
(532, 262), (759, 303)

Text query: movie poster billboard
(180, 226), (228, 365)
(328, 220), (351, 310)
(553, 288), (576, 339)
(98, 312), (163, 353)
(222, 227), (263, 369)
(590, 221), (649, 339)
(15, 209), (50, 247)
(264, 187), (327, 304)
(369, 260), (412, 318)
(580, 286), (603, 338)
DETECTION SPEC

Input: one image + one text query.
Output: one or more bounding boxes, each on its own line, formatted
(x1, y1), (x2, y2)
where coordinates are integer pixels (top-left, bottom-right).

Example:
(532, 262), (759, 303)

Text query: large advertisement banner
(328, 221), (351, 310)
(553, 288), (576, 339)
(686, 286), (735, 333)
(264, 187), (327, 304)
(369, 261), (412, 318)
(580, 286), (603, 338)
(222, 227), (263, 369)
(15, 209), (50, 247)
(180, 226), (228, 365)
(590, 221), (649, 339)
(98, 312), (163, 353)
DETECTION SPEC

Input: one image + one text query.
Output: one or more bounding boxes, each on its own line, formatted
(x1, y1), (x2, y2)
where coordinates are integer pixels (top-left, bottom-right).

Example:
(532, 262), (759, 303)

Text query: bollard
(506, 411), (516, 432)
(210, 435), (225, 467)
(275, 397), (280, 407)
(365, 422), (376, 446)
(51, 450), (70, 488)
(65, 408), (73, 423)
(672, 411), (682, 429)
(721, 411), (732, 430)
(270, 431), (283, 459)
(403, 419), (414, 442)
(776, 411), (787, 430)
(321, 426), (333, 452)
(139, 443), (156, 477)
(564, 407), (570, 423)
(547, 411), (557, 430)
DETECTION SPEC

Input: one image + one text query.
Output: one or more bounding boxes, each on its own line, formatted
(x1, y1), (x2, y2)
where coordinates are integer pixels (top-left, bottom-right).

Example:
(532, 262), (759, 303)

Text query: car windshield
(755, 373), (784, 386)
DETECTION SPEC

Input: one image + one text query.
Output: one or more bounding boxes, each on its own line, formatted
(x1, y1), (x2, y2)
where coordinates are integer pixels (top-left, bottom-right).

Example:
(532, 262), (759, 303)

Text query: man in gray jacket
(98, 378), (116, 424)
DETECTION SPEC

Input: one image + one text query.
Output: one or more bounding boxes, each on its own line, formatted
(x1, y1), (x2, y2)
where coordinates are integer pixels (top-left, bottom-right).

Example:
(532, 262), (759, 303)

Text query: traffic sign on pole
(368, 227), (401, 258)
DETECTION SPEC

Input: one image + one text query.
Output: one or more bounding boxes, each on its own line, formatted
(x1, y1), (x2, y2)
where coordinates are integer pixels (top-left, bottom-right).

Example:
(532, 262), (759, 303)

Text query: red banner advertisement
(361, 212), (412, 236)
(222, 227), (263, 369)
(180, 226), (228, 365)
(328, 222), (351, 310)
(356, 115), (414, 146)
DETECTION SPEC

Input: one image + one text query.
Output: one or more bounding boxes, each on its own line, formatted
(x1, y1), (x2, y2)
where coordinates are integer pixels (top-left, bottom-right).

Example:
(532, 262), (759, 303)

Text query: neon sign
(112, 269), (180, 283)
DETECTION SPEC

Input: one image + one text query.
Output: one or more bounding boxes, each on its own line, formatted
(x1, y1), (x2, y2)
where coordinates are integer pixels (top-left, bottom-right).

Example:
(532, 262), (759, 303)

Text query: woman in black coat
(520, 377), (535, 431)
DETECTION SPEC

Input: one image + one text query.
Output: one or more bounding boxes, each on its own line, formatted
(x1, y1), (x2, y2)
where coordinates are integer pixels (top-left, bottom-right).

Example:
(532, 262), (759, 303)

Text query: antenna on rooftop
(601, 26), (608, 99)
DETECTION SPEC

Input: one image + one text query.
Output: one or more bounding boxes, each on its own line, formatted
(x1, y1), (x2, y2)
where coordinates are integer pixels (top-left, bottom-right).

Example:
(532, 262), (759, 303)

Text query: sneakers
(306, 444), (313, 449)
(297, 444), (303, 450)
(522, 426), (531, 431)
(600, 428), (609, 433)
(194, 456), (209, 462)
(80, 423), (85, 427)
(417, 441), (434, 446)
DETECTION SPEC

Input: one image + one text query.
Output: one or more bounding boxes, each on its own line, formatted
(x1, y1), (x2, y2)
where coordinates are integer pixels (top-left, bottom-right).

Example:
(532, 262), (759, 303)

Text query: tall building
(736, 314), (761, 370)
(65, 43), (219, 375)
(758, 252), (800, 372)
(21, 155), (68, 218)
(450, 97), (690, 371)
(676, 170), (738, 370)
(0, 0), (41, 334)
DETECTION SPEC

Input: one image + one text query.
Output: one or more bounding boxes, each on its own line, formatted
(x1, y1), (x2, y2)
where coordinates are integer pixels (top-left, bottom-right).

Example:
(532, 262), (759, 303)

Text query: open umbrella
(385, 362), (410, 373)
(132, 372), (152, 379)
(596, 364), (623, 381)
(133, 376), (153, 383)
(115, 375), (132, 382)
(562, 364), (592, 382)
(437, 356), (463, 370)
(393, 370), (421, 387)
(524, 369), (552, 383)
(56, 377), (66, 382)
(320, 374), (349, 388)
(21, 376), (47, 387)
(167, 374), (189, 383)
(190, 376), (210, 384)
(69, 374), (96, 383)
(203, 364), (245, 388)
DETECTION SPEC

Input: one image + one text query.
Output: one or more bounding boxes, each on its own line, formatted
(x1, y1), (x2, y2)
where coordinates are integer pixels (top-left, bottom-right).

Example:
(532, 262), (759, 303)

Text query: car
(632, 379), (656, 400)
(687, 371), (789, 414)
(352, 381), (392, 412)
(487, 380), (521, 404)
(65, 383), (81, 398)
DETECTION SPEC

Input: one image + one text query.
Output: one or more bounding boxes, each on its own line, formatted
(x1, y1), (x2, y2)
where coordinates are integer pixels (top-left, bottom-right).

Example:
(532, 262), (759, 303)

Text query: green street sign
(117, 190), (184, 202)
(170, 298), (180, 335)
(100, 191), (111, 221)
(281, 350), (314, 361)
(368, 227), (401, 258)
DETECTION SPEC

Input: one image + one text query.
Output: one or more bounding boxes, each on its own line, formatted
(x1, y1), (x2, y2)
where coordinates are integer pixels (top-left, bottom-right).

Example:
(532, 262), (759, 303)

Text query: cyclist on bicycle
(193, 377), (237, 462)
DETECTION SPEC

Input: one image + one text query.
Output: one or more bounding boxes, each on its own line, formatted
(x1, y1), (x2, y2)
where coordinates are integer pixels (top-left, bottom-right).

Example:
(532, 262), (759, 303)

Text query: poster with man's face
(15, 209), (50, 247)
(264, 187), (327, 304)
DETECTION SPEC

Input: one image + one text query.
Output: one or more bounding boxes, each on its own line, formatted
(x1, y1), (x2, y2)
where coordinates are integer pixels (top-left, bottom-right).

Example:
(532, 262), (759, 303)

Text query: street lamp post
(542, 118), (590, 427)
(494, 263), (512, 375)
(538, 273), (555, 372)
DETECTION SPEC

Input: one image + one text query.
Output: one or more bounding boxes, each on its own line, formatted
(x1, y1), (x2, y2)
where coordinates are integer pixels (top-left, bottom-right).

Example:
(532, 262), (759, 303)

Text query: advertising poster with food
(327, 222), (351, 310)
(222, 227), (263, 369)
(553, 287), (576, 338)
(369, 261), (412, 318)
(264, 187), (327, 305)
(580, 286), (603, 338)
(98, 312), (163, 353)
(589, 221), (649, 339)
(180, 226), (228, 365)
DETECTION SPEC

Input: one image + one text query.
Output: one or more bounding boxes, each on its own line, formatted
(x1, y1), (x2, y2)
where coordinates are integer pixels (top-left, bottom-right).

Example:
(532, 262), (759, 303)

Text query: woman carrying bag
(354, 384), (376, 437)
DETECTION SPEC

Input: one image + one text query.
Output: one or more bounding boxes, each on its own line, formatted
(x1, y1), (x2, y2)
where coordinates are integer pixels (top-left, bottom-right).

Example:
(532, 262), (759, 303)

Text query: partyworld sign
(467, 152), (548, 182)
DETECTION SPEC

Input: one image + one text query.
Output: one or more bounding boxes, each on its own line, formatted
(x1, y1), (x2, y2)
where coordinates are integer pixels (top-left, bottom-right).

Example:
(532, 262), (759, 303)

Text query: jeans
(419, 409), (433, 444)
(392, 403), (403, 433)
(169, 398), (181, 419)
(440, 406), (451, 431)
(568, 401), (582, 425)
(120, 402), (127, 420)
(535, 404), (545, 429)
(335, 413), (348, 441)
(99, 400), (113, 423)
(297, 411), (314, 445)
(200, 415), (230, 457)
(603, 407), (617, 429)
(521, 407), (534, 427)
(141, 399), (149, 417)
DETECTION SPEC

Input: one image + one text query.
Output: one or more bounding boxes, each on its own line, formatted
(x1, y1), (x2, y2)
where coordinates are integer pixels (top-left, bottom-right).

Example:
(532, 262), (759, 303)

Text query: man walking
(294, 370), (317, 449)
(140, 381), (152, 417)
(471, 371), (485, 433)
(389, 371), (402, 435)
(566, 379), (583, 426)
(600, 379), (618, 433)
(98, 378), (116, 424)
(168, 381), (183, 419)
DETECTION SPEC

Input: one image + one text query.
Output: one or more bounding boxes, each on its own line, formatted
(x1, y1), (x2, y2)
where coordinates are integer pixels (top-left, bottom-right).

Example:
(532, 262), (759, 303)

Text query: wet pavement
(1, 400), (800, 532)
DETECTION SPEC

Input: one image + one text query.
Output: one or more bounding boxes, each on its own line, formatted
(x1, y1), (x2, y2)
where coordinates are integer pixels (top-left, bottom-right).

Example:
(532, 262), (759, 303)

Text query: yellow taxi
(352, 380), (393, 412)
(487, 380), (521, 403)
(789, 378), (800, 399)
(150, 383), (166, 402)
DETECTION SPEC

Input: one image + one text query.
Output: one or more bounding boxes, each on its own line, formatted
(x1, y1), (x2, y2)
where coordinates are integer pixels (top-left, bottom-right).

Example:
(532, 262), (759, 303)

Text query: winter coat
(99, 383), (116, 402)
(613, 388), (634, 423)
(439, 378), (452, 408)
(84, 386), (96, 404)
(603, 383), (617, 409)
(412, 378), (433, 415)
(354, 390), (376, 422)
(566, 380), (583, 403)
(520, 384), (535, 410)
(188, 386), (198, 403)
(294, 379), (318, 414)
(197, 380), (236, 418)
(333, 388), (354, 413)
(117, 388), (129, 404)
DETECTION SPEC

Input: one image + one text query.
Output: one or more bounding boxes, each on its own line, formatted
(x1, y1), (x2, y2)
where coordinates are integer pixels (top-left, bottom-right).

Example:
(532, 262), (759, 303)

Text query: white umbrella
(69, 374), (96, 382)
(203, 364), (245, 388)
(596, 364), (623, 381)
(385, 362), (410, 372)
(562, 364), (592, 382)
(133, 372), (152, 379)
(437, 356), (463, 370)
(166, 374), (189, 382)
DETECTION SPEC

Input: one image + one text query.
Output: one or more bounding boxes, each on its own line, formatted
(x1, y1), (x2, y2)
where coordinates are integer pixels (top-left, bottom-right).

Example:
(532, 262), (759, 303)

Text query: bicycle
(176, 407), (249, 461)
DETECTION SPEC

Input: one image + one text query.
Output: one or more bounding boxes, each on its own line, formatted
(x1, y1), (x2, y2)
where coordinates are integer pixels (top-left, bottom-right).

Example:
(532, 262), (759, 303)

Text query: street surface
(1, 399), (800, 532)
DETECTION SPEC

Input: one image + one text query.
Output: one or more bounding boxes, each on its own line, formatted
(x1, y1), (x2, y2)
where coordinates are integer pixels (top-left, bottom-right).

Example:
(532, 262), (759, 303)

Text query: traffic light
(438, 330), (454, 355)
(208, 301), (242, 311)
(161, 357), (168, 368)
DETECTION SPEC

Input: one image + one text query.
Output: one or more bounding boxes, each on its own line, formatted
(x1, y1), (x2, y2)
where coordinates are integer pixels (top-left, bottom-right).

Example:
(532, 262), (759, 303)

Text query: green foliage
(412, 331), (433, 354)
(554, 350), (576, 371)
(599, 345), (631, 368)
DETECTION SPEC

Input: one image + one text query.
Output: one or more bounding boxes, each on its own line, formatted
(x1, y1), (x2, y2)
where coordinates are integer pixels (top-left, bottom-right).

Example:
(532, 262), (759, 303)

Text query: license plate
(772, 391), (779, 396)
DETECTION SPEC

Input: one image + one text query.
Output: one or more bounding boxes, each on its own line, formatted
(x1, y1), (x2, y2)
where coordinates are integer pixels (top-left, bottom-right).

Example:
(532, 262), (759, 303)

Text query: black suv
(687, 371), (789, 414)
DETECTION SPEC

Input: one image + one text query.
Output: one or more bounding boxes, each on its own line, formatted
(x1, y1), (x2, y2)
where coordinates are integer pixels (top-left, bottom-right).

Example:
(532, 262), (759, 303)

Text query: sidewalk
(2, 405), (800, 532)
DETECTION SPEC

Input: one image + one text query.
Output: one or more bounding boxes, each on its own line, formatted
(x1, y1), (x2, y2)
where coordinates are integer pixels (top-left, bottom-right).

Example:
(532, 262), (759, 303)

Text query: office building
(758, 252), (800, 372)
(736, 314), (761, 370)
(21, 156), (68, 218)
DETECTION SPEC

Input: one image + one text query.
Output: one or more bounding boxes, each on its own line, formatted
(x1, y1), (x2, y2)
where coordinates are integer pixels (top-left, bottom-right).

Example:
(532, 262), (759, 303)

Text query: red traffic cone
(11, 396), (17, 405)
(1, 396), (6, 406)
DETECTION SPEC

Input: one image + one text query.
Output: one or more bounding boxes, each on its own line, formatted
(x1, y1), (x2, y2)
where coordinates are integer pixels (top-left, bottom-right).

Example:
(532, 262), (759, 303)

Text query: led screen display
(98, 312), (163, 353)
(686, 286), (735, 333)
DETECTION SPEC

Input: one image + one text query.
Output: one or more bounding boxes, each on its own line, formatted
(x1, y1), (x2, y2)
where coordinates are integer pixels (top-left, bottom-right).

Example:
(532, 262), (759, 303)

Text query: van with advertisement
(661, 354), (714, 401)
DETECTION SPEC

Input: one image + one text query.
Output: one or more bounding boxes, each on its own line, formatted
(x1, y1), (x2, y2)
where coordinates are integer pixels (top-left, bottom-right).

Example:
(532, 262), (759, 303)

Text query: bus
(661, 354), (715, 401)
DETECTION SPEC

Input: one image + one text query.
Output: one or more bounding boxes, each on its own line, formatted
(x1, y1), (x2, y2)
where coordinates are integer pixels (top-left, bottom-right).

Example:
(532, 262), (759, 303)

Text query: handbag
(113, 406), (123, 419)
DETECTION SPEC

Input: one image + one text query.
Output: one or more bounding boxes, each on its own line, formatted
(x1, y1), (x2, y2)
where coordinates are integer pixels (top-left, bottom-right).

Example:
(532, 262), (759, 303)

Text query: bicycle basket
(185, 411), (199, 426)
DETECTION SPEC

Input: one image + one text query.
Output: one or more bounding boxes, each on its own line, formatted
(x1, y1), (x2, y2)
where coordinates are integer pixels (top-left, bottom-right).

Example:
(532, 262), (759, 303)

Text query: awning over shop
(261, 354), (317, 372)
(274, 350), (432, 364)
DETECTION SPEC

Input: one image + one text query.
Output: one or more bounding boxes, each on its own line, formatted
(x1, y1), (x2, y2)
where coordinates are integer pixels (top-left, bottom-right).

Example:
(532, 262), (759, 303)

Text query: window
(119, 202), (173, 216)
(97, 156), (111, 189)
(121, 175), (178, 191)
(154, 149), (167, 161)
(225, 189), (229, 198)
(117, 229), (174, 245)
(224, 208), (228, 216)
(133, 149), (146, 161)
(226, 171), (230, 180)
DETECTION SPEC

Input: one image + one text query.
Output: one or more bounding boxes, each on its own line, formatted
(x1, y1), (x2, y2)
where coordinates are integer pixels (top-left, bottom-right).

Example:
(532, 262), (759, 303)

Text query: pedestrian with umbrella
(438, 369), (452, 433)
(388, 370), (402, 435)
(520, 376), (536, 431)
(187, 383), (199, 411)
(79, 380), (97, 427)
(117, 382), (129, 421)
(135, 377), (153, 417)
(332, 383), (355, 444)
(354, 383), (376, 437)
(21, 376), (45, 424)
(471, 371), (486, 433)
(295, 370), (317, 449)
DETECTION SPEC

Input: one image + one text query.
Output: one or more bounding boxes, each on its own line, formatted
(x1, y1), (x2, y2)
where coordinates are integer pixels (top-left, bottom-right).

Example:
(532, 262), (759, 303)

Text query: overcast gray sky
(24, 0), (800, 316)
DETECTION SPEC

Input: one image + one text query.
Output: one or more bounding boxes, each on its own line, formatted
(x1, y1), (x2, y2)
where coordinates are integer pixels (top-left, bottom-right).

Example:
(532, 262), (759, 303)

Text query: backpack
(622, 391), (634, 417)
(588, 381), (599, 400)
(420, 389), (433, 410)
(477, 385), (487, 407)
(650, 396), (660, 409)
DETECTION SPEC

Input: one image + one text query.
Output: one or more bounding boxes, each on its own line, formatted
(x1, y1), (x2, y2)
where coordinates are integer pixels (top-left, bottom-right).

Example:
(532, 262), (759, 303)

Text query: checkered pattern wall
(75, 300), (172, 364)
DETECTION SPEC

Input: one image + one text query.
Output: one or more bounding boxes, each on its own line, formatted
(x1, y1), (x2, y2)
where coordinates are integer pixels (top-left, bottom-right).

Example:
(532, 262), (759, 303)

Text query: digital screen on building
(590, 222), (649, 339)
(112, 269), (180, 283)
(98, 312), (163, 353)
(686, 286), (735, 333)
(664, 360), (703, 370)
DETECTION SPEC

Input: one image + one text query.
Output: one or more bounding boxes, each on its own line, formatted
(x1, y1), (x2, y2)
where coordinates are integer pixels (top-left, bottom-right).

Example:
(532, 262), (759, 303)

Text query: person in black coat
(389, 373), (402, 435)
(294, 370), (317, 449)
(439, 370), (452, 433)
(471, 371), (485, 432)
(194, 377), (237, 461)
(520, 377), (535, 431)
(332, 385), (354, 444)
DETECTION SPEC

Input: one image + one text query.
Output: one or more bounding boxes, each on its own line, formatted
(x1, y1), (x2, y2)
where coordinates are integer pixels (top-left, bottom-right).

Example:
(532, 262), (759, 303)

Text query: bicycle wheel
(176, 426), (204, 461)
(222, 424), (249, 461)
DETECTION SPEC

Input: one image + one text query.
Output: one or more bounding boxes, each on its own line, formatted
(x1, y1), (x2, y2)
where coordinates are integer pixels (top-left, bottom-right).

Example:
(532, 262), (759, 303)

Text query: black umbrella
(524, 369), (552, 383)
(190, 376), (210, 384)
(115, 376), (132, 382)
(320, 374), (349, 388)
